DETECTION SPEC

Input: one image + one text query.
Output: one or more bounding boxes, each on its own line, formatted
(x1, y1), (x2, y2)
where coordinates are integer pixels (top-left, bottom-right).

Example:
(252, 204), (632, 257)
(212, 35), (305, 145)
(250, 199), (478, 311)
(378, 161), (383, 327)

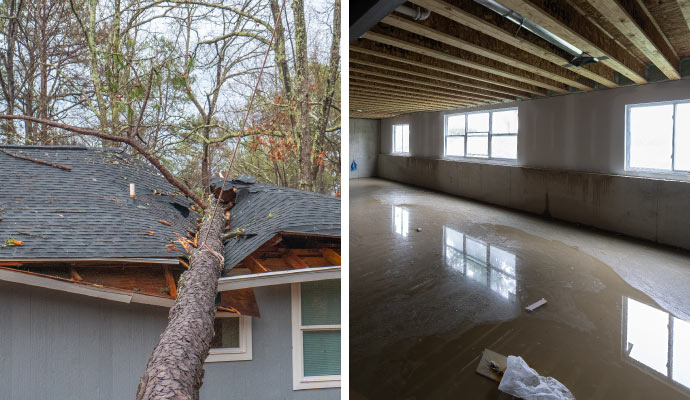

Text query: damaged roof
(212, 177), (341, 270)
(0, 146), (197, 260)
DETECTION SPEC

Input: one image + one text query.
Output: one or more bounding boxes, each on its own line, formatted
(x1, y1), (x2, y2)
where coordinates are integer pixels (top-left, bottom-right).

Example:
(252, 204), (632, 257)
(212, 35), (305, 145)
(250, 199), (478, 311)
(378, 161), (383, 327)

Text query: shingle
(0, 146), (197, 260)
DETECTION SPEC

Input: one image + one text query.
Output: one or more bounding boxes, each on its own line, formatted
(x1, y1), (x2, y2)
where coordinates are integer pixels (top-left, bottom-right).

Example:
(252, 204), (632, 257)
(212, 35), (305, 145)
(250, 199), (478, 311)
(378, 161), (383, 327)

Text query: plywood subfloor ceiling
(350, 0), (690, 118)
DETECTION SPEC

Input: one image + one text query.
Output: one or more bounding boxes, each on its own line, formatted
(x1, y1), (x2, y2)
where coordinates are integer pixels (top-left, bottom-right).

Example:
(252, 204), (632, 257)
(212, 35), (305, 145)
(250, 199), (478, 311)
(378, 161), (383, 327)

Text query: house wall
(377, 78), (690, 250)
(0, 282), (339, 400)
(349, 118), (380, 178)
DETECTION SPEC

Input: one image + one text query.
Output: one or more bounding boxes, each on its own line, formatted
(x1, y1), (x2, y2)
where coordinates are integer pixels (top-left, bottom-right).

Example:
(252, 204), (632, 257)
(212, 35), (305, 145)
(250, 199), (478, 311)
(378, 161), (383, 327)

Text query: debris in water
(476, 348), (507, 382)
(525, 298), (547, 312)
(498, 355), (575, 399)
(416, 227), (422, 232)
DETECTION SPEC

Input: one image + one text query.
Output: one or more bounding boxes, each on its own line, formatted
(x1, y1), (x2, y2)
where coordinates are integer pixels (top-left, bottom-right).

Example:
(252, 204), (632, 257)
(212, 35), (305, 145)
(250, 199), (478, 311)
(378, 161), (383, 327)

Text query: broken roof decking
(0, 146), (196, 260)
(214, 177), (341, 270)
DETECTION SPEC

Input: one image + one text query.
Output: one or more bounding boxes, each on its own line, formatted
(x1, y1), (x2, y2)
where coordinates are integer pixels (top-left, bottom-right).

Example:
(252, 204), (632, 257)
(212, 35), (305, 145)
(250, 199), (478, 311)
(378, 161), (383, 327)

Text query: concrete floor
(350, 178), (690, 400)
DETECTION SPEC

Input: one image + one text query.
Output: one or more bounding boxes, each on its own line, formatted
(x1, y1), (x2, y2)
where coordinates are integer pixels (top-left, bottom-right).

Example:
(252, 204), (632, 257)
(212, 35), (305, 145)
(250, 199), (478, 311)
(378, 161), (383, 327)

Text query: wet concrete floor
(350, 178), (690, 399)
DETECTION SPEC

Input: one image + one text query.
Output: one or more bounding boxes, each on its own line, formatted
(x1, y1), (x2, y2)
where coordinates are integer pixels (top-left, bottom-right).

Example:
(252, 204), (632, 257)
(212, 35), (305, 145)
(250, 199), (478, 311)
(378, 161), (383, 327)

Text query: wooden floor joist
(381, 13), (593, 91)
(350, 86), (472, 108)
(350, 77), (488, 104)
(350, 68), (502, 102)
(498, 0), (647, 84)
(350, 44), (534, 98)
(349, 56), (520, 100)
(364, 29), (563, 94)
(350, 98), (455, 114)
(409, 0), (618, 88)
(587, 0), (679, 80)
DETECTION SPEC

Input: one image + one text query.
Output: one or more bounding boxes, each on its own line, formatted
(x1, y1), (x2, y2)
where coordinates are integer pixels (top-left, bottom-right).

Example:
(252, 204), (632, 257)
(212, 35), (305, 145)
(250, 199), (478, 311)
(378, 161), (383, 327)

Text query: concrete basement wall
(349, 118), (380, 178)
(377, 78), (690, 251)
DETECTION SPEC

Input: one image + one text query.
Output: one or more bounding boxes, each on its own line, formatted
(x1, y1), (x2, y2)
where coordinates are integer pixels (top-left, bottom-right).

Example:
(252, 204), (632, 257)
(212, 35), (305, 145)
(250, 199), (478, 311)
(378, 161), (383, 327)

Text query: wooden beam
(245, 255), (270, 274)
(350, 77), (485, 104)
(350, 95), (458, 110)
(350, 83), (473, 104)
(283, 252), (310, 269)
(349, 51), (521, 100)
(587, 0), (679, 80)
(409, 0), (618, 88)
(321, 249), (341, 266)
(381, 13), (593, 91)
(69, 265), (83, 282)
(350, 43), (534, 98)
(350, 87), (470, 108)
(164, 265), (177, 299)
(363, 29), (564, 94)
(679, 0), (690, 33)
(498, 0), (647, 84)
(351, 69), (500, 102)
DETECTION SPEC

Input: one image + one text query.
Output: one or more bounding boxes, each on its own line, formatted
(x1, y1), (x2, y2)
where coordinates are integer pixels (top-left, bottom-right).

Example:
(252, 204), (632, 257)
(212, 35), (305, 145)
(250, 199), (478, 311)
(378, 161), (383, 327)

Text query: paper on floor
(498, 355), (575, 400)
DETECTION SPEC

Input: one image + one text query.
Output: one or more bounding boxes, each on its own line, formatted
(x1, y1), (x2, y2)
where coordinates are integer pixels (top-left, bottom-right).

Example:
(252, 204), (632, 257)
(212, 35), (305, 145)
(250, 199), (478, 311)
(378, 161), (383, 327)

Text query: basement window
(626, 100), (690, 174)
(444, 108), (518, 160)
(393, 124), (410, 154)
(205, 313), (252, 362)
(291, 280), (341, 390)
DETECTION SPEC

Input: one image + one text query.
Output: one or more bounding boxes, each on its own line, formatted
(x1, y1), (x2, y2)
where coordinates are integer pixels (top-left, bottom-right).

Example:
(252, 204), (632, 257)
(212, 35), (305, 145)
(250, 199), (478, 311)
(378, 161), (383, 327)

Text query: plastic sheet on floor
(498, 355), (575, 400)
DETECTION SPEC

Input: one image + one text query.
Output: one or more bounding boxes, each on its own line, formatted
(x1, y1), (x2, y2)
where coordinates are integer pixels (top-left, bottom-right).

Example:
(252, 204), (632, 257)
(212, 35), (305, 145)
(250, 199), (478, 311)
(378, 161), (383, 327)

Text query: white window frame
(392, 123), (410, 154)
(291, 282), (341, 390)
(205, 312), (253, 362)
(625, 99), (690, 176)
(444, 108), (518, 161)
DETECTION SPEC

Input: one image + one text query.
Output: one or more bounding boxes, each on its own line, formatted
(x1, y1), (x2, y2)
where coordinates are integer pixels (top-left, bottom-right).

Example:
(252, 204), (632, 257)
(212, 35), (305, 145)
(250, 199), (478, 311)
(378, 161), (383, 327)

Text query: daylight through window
(444, 109), (518, 160)
(627, 100), (690, 173)
(393, 124), (409, 153)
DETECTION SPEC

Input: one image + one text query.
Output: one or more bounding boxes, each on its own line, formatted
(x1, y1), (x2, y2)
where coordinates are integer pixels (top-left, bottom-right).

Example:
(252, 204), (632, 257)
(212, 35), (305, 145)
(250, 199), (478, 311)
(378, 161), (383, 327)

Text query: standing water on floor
(350, 179), (690, 400)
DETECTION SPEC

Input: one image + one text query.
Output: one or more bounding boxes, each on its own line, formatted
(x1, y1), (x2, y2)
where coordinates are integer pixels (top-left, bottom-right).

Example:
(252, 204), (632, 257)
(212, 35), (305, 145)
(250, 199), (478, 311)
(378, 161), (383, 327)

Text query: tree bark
(136, 198), (225, 400)
(291, 0), (313, 191)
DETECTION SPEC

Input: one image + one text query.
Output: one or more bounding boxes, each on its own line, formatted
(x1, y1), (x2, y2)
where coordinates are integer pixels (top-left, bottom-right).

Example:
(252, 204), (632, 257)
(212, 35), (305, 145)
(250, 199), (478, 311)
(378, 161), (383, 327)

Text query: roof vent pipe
(396, 5), (431, 21)
(130, 183), (135, 198)
(473, 0), (583, 58)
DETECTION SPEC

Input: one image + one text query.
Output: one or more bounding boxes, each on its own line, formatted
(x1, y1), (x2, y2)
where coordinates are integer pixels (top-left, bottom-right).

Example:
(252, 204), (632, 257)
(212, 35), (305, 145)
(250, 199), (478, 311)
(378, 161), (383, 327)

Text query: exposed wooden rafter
(409, 0), (618, 88)
(586, 0), (679, 80)
(498, 0), (647, 84)
(363, 28), (565, 94)
(381, 13), (593, 91)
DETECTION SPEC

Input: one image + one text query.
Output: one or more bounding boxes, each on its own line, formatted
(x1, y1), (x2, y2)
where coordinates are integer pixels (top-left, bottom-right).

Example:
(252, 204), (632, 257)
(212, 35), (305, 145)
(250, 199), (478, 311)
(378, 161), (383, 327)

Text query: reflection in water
(624, 297), (690, 390)
(392, 205), (409, 237)
(443, 226), (517, 300)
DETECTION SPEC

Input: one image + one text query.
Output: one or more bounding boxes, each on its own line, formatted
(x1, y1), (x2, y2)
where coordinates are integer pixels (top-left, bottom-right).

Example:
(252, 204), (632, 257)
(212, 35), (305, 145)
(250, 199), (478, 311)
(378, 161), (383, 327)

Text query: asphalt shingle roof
(214, 177), (341, 270)
(0, 146), (196, 260)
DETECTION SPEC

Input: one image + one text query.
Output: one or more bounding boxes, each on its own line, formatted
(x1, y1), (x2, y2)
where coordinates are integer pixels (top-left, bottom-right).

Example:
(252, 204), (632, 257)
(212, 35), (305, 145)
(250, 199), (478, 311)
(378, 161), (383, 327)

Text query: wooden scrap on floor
(526, 298), (547, 312)
(476, 348), (507, 383)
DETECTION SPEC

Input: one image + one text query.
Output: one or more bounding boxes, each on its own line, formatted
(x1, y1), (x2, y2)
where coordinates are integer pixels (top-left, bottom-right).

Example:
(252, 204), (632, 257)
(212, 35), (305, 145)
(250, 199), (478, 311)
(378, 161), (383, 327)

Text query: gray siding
(0, 282), (340, 400)
(349, 118), (379, 178)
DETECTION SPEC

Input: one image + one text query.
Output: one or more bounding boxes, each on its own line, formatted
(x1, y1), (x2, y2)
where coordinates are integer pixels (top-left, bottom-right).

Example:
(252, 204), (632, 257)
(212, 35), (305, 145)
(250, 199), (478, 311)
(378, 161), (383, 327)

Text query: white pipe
(130, 183), (135, 198)
(395, 5), (431, 21)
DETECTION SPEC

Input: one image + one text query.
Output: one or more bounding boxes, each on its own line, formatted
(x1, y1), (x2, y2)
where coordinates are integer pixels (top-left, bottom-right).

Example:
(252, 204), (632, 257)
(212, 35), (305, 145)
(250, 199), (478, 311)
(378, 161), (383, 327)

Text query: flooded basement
(350, 178), (690, 400)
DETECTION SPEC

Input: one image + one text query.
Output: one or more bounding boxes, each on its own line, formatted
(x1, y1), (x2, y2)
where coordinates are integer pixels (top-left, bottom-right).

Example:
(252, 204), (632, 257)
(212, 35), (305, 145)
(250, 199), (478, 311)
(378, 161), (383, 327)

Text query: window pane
(444, 226), (464, 250)
(303, 330), (341, 376)
(467, 113), (489, 132)
(490, 246), (516, 275)
(446, 136), (465, 157)
(629, 105), (673, 170)
(447, 114), (465, 136)
(467, 134), (488, 157)
(301, 280), (341, 326)
(626, 298), (668, 375)
(465, 237), (486, 263)
(445, 246), (464, 272)
(673, 317), (690, 388)
(491, 135), (517, 159)
(394, 126), (402, 153)
(489, 270), (516, 299)
(210, 317), (240, 348)
(403, 125), (409, 153)
(492, 109), (518, 134)
(675, 103), (690, 171)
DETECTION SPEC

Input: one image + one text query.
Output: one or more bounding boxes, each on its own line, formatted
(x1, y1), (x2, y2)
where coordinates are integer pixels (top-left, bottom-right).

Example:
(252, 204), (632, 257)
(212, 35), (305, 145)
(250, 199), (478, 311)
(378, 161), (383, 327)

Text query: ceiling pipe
(396, 5), (431, 21)
(474, 0), (584, 58)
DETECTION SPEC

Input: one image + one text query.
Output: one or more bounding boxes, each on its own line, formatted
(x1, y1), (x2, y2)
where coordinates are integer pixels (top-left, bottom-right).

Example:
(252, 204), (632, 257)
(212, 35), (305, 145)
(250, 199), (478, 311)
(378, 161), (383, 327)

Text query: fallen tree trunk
(136, 197), (226, 400)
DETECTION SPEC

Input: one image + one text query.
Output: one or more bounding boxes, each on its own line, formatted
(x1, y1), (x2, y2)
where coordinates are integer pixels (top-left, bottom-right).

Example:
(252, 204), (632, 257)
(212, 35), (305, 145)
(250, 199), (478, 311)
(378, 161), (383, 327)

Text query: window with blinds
(292, 279), (341, 389)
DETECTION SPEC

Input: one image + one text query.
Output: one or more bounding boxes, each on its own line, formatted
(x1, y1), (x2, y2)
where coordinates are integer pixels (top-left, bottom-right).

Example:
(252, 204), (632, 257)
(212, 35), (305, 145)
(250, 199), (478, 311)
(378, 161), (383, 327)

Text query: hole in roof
(170, 202), (190, 218)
